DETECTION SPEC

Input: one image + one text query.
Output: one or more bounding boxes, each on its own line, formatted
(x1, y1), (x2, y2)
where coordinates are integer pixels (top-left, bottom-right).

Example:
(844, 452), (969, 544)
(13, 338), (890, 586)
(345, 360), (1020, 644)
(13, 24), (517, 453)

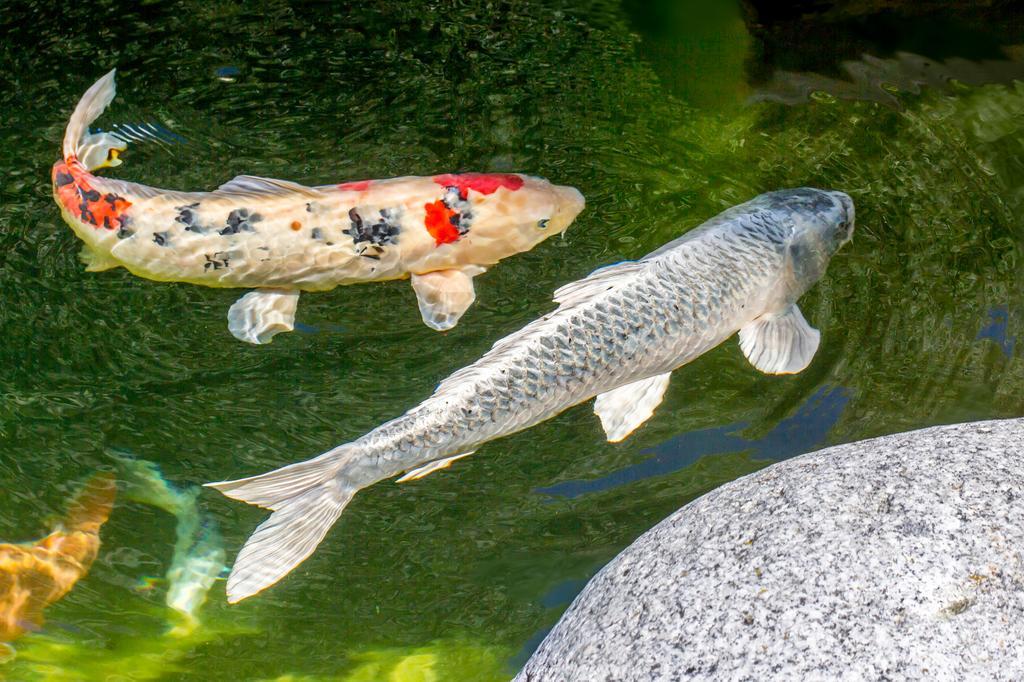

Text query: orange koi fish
(52, 71), (585, 343)
(0, 474), (116, 642)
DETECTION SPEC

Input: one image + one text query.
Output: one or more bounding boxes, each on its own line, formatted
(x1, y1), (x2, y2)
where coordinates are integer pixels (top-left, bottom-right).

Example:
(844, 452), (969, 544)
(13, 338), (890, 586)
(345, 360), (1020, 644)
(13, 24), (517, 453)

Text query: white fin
(108, 121), (183, 146)
(224, 481), (354, 603)
(217, 175), (321, 198)
(411, 266), (486, 331)
(553, 261), (645, 308)
(63, 70), (118, 163)
(205, 446), (359, 603)
(738, 304), (821, 374)
(78, 131), (127, 171)
(79, 245), (120, 272)
(432, 261), (648, 396)
(594, 372), (672, 442)
(227, 289), (300, 344)
(396, 452), (475, 483)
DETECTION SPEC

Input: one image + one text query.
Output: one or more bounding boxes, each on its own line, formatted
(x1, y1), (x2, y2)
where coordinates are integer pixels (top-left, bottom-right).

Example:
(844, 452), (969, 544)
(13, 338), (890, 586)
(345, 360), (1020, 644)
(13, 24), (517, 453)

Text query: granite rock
(517, 419), (1024, 681)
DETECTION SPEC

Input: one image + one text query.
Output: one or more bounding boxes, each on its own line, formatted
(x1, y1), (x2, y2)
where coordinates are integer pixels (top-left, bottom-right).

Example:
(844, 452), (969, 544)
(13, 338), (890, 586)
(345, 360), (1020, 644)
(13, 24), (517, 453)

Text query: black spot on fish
(80, 188), (101, 202)
(175, 203), (205, 233)
(538, 218), (550, 229)
(153, 231), (170, 246)
(311, 227), (323, 240)
(55, 171), (75, 187)
(346, 207), (401, 246)
(203, 251), (231, 270)
(219, 208), (262, 235)
(306, 202), (314, 213)
(441, 186), (473, 236)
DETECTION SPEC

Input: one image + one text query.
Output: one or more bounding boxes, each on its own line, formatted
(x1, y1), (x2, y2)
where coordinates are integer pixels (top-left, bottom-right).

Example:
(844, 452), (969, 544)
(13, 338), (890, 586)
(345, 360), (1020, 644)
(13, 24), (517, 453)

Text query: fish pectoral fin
(594, 372), (672, 442)
(739, 304), (820, 375)
(79, 245), (120, 272)
(227, 289), (300, 344)
(396, 451), (476, 483)
(411, 266), (487, 331)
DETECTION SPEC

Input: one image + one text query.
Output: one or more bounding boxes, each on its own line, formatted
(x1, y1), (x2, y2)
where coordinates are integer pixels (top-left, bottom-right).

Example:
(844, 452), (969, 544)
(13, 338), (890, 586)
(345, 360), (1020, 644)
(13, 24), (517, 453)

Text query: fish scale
(209, 187), (854, 603)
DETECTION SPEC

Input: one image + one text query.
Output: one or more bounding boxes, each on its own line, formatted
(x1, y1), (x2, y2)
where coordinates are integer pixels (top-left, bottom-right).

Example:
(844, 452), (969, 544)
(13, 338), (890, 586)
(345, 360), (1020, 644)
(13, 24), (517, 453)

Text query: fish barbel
(208, 188), (854, 602)
(52, 71), (585, 342)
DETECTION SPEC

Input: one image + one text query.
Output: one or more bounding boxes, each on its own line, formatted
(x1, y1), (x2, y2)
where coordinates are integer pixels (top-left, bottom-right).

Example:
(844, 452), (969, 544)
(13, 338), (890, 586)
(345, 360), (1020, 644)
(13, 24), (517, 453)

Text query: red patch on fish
(52, 157), (131, 230)
(338, 179), (373, 192)
(424, 199), (460, 245)
(431, 173), (524, 196)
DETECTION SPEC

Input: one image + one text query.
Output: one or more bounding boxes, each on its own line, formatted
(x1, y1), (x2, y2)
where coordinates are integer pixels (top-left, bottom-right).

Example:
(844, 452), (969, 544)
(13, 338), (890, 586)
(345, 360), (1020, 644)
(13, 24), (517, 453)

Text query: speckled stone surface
(516, 419), (1024, 681)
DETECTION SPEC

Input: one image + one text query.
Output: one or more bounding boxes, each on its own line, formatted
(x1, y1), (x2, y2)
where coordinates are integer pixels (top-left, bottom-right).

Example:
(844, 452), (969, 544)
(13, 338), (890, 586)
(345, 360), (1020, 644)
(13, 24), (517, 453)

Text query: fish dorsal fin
(433, 260), (647, 397)
(553, 260), (646, 308)
(93, 176), (204, 203)
(215, 174), (321, 198)
(593, 372), (672, 442)
(738, 304), (820, 374)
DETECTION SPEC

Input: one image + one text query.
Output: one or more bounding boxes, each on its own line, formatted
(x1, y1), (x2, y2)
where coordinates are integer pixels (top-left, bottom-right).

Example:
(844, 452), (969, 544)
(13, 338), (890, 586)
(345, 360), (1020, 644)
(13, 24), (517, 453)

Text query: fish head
(776, 188), (854, 292)
(438, 174), (585, 258)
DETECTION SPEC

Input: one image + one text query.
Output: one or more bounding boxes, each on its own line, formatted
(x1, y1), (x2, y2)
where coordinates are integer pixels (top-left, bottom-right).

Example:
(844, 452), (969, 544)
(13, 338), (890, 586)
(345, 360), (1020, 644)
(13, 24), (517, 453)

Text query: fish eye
(537, 218), (550, 229)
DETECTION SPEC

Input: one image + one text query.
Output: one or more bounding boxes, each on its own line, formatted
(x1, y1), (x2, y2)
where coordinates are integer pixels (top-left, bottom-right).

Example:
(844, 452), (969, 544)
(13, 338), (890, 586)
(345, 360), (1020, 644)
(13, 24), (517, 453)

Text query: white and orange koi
(52, 71), (585, 343)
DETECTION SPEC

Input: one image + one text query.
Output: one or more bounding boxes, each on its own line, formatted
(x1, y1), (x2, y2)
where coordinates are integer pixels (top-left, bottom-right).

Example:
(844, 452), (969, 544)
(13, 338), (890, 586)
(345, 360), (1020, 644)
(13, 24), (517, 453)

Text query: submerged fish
(115, 455), (225, 634)
(52, 71), (586, 343)
(0, 474), (117, 641)
(208, 188), (854, 602)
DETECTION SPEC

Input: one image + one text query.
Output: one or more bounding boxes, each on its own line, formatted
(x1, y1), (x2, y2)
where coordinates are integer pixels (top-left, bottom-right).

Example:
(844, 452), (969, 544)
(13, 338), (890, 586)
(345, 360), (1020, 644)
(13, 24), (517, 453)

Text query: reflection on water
(1, 0), (1022, 678)
(977, 306), (1017, 358)
(752, 51), (1024, 106)
(537, 387), (849, 499)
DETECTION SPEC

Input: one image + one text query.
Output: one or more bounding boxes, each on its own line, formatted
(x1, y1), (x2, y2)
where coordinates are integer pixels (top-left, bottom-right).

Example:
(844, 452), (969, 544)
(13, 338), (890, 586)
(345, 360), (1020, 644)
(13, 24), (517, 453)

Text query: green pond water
(1, 0), (1023, 679)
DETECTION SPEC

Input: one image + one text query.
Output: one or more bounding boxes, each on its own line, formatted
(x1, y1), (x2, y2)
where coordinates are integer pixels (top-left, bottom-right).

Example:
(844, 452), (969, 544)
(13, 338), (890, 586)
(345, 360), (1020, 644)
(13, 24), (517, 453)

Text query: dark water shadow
(536, 385), (849, 500)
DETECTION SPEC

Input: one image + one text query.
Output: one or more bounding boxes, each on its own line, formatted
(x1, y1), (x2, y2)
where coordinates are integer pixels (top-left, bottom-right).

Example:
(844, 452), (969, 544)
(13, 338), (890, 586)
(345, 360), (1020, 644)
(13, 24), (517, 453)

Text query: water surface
(0, 1), (1022, 679)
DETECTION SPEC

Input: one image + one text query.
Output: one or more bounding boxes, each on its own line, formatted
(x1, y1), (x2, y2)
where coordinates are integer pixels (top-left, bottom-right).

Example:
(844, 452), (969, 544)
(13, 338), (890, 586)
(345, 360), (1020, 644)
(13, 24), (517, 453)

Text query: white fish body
(209, 188), (855, 602)
(52, 71), (585, 342)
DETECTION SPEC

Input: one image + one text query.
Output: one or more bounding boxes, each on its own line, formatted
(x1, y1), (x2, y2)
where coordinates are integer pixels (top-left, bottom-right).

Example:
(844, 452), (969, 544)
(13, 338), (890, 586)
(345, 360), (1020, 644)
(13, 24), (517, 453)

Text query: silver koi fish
(208, 188), (854, 602)
(52, 71), (585, 343)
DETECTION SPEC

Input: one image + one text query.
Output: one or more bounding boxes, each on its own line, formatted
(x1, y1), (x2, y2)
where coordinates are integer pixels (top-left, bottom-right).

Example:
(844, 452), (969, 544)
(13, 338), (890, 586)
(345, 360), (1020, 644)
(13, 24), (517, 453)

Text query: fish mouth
(552, 185), (586, 228)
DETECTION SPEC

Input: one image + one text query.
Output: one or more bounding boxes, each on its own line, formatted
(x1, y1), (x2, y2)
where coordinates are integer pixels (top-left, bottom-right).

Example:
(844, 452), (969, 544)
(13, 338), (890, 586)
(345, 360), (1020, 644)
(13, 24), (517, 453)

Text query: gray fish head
(767, 188), (854, 292)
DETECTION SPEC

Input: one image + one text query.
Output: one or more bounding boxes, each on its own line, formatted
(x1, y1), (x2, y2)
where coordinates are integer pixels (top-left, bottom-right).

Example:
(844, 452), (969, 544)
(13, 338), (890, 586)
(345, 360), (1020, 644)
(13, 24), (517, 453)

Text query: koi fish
(115, 455), (225, 634)
(0, 474), (117, 641)
(208, 188), (855, 602)
(52, 71), (586, 343)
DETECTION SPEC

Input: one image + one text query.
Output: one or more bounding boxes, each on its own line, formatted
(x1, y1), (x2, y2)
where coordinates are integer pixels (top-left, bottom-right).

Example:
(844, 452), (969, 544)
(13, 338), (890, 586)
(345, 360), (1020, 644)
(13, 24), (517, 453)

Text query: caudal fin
(62, 70), (128, 171)
(205, 446), (361, 603)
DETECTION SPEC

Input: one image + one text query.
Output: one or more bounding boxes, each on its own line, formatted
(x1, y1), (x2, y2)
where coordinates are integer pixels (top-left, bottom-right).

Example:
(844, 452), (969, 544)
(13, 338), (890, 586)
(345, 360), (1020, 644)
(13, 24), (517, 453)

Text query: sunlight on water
(0, 0), (1022, 678)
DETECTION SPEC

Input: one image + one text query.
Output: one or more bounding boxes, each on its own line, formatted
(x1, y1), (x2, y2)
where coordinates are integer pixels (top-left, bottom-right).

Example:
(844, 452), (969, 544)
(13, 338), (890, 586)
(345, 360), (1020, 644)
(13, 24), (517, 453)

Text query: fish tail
(62, 472), (117, 534)
(62, 69), (127, 171)
(205, 445), (363, 603)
